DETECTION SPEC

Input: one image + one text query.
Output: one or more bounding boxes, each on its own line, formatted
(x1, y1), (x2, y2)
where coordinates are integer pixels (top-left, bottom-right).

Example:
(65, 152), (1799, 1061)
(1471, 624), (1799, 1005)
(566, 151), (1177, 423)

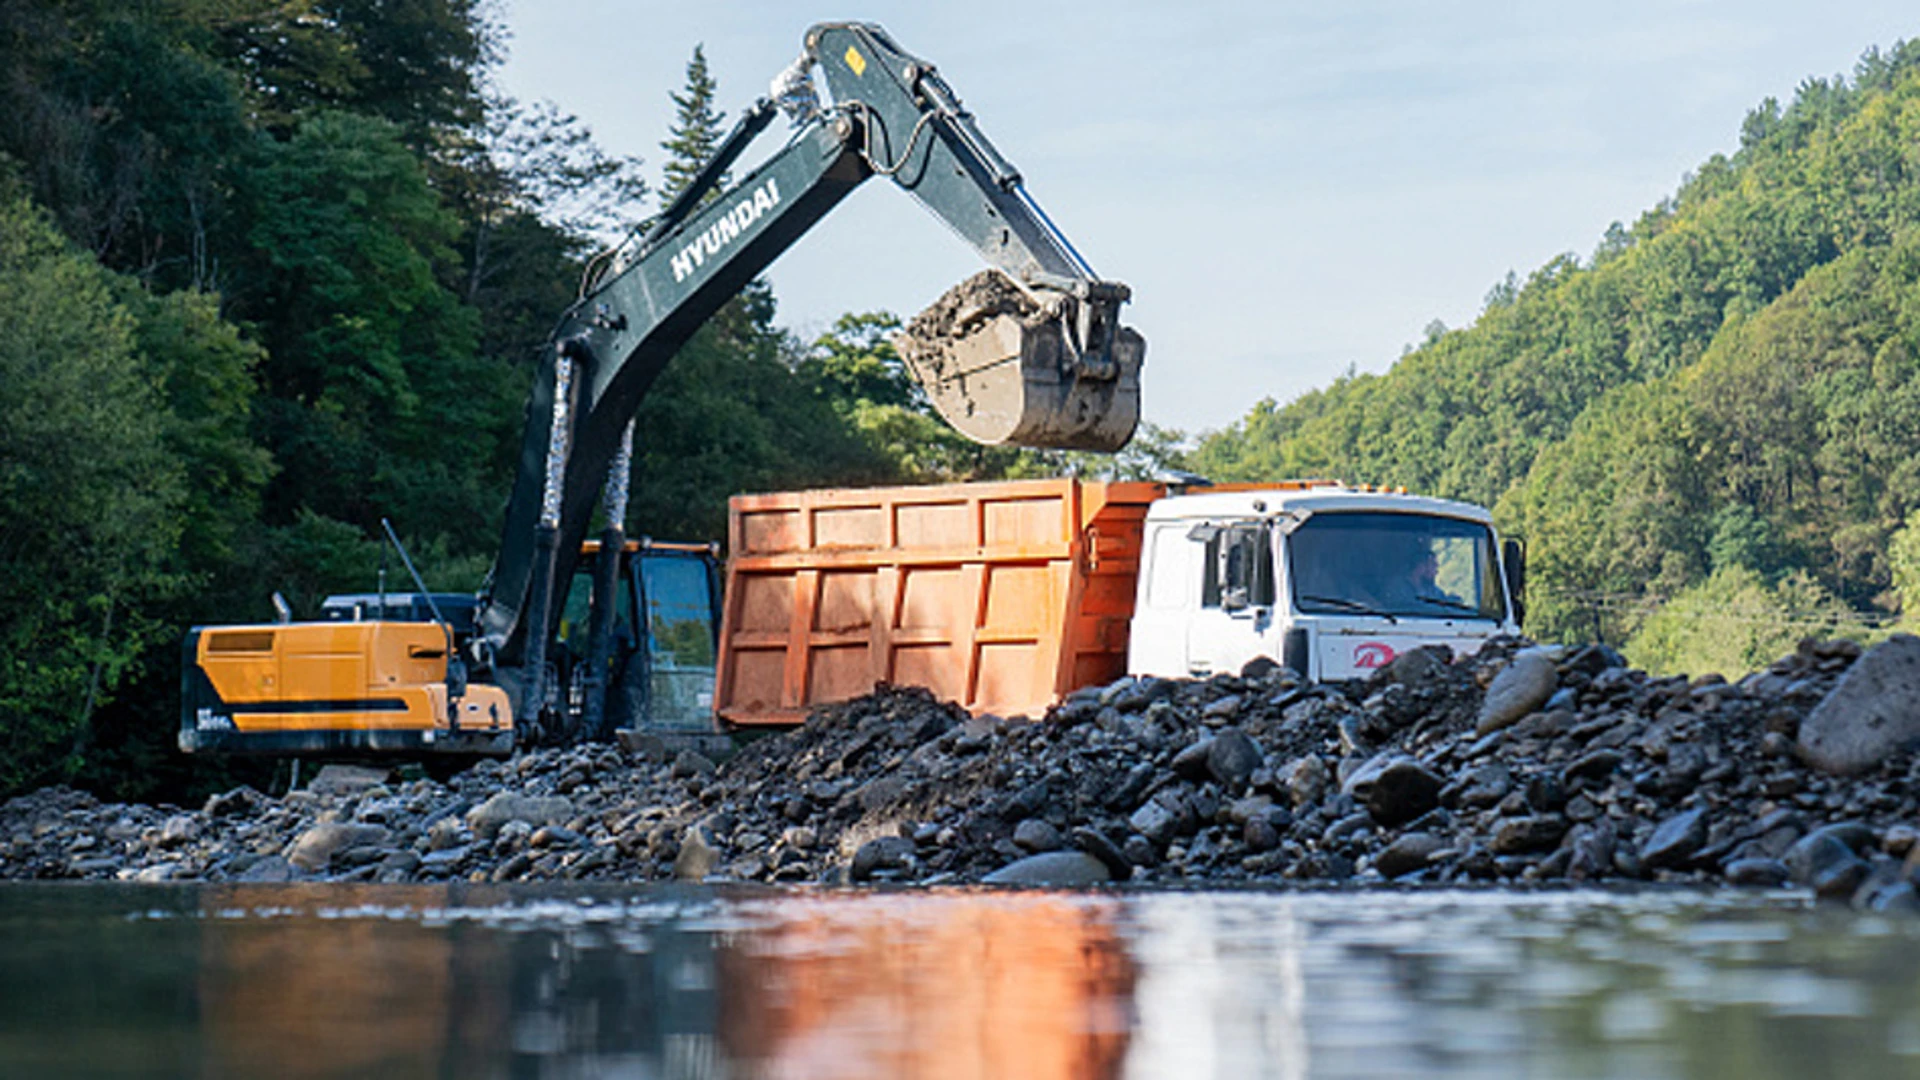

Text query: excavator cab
(548, 540), (723, 742)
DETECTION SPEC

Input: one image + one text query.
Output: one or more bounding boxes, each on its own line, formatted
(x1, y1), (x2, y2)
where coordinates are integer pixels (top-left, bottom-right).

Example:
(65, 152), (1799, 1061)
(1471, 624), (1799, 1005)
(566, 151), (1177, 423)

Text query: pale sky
(495, 2), (1917, 436)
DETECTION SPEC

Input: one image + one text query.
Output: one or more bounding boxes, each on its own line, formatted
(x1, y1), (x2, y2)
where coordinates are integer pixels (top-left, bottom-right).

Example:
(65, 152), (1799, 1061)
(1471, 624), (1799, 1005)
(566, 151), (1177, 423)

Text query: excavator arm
(476, 22), (1144, 724)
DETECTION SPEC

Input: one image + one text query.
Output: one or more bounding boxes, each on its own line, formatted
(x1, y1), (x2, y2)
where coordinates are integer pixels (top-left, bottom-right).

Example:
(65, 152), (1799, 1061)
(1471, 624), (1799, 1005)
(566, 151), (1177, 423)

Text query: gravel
(7, 634), (1920, 911)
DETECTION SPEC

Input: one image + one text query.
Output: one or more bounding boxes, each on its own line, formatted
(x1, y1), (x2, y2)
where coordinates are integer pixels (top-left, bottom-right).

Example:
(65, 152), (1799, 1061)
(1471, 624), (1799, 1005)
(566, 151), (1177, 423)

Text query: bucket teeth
(896, 270), (1144, 452)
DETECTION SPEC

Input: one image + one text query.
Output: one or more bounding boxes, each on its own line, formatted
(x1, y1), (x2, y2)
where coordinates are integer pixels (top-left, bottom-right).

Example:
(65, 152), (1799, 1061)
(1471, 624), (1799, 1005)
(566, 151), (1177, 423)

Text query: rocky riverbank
(7, 636), (1920, 909)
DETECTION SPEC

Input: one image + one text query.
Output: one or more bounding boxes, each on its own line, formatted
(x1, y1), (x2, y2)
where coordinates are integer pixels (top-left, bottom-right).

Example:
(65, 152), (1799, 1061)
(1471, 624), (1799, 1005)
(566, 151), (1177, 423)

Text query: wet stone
(982, 850), (1111, 886)
(1477, 652), (1558, 734)
(1491, 815), (1567, 855)
(1363, 761), (1443, 827)
(1725, 858), (1791, 887)
(850, 836), (917, 882)
(1206, 729), (1263, 790)
(1375, 833), (1448, 879)
(1641, 809), (1710, 870)
(1013, 819), (1063, 853)
(1797, 635), (1920, 774)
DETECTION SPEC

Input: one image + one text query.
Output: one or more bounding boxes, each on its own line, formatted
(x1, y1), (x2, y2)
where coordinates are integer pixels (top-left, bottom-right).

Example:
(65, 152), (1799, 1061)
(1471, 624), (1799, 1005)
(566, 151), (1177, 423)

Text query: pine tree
(659, 45), (726, 206)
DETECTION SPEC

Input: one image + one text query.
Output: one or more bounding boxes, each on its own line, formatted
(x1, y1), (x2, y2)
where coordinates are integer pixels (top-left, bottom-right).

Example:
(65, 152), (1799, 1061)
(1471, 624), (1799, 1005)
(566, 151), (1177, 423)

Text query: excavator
(180, 22), (1145, 758)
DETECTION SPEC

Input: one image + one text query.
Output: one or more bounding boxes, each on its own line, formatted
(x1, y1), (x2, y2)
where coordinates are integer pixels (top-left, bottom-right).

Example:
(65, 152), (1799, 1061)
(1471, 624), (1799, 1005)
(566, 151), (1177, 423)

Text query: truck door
(1183, 522), (1275, 678)
(1128, 522), (1200, 678)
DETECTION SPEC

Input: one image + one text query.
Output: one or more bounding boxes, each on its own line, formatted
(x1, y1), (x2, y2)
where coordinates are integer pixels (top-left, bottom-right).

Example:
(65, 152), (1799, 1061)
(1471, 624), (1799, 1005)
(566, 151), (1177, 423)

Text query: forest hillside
(1191, 42), (1920, 676)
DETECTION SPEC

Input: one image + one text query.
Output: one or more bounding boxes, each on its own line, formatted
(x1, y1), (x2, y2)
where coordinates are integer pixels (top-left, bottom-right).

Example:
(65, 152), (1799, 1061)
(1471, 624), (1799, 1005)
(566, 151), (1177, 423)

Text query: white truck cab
(1127, 482), (1525, 682)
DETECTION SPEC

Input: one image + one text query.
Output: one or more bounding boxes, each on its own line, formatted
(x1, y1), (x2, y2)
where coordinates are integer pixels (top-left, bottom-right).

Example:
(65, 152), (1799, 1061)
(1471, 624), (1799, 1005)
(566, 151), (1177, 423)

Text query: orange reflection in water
(719, 892), (1135, 1080)
(194, 884), (508, 1078)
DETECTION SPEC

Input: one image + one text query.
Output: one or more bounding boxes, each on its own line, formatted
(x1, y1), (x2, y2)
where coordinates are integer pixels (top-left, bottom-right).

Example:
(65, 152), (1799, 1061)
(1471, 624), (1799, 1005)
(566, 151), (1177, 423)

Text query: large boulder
(1476, 651), (1558, 735)
(1797, 635), (1920, 774)
(983, 851), (1112, 886)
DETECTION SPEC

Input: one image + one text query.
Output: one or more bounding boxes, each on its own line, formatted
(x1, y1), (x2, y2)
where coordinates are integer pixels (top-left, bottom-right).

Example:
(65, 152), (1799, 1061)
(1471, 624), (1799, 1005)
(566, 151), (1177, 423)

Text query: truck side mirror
(1502, 537), (1527, 626)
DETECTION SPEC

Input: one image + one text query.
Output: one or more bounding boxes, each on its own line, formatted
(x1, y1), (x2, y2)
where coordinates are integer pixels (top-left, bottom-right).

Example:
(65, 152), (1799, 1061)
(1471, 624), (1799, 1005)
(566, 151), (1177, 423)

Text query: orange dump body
(716, 479), (1164, 726)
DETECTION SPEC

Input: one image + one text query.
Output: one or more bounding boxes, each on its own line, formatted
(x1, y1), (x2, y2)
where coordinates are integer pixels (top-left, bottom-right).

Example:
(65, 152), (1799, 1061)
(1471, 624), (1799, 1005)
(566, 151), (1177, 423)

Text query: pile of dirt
(893, 268), (1040, 378)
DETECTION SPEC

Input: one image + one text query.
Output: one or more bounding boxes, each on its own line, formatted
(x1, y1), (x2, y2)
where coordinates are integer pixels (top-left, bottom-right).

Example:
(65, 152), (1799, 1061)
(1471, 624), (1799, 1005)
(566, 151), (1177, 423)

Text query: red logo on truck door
(1353, 642), (1397, 668)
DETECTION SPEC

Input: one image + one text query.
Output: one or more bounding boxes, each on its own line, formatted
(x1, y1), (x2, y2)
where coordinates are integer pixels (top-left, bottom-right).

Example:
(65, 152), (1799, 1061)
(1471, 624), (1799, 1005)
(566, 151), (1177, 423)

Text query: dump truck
(715, 478), (1526, 725)
(182, 21), (1143, 758)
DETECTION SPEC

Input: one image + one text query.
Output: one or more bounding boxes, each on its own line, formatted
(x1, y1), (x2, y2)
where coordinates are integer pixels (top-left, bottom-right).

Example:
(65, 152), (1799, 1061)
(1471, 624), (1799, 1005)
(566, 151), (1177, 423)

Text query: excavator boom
(478, 21), (1145, 720)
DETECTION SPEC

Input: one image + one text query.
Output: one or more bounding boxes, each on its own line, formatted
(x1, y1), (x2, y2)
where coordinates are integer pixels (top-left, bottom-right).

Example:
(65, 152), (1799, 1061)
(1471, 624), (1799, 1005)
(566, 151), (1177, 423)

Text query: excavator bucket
(895, 271), (1144, 452)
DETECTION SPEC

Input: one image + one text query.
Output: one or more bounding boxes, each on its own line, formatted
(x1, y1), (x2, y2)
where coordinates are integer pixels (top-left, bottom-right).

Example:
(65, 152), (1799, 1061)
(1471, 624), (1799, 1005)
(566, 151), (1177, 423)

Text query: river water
(0, 883), (1914, 1078)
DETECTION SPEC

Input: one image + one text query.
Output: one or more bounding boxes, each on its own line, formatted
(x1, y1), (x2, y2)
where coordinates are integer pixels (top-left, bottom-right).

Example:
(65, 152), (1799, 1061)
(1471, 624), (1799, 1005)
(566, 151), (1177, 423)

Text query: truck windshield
(1288, 512), (1505, 621)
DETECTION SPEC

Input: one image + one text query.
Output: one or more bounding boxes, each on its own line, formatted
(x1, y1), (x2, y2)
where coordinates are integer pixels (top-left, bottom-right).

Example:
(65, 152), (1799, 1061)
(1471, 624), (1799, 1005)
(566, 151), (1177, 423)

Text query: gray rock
(1227, 795), (1274, 825)
(1812, 856), (1871, 901)
(1784, 824), (1873, 890)
(1206, 730), (1264, 790)
(287, 822), (391, 872)
(1725, 858), (1791, 887)
(1170, 739), (1214, 782)
(158, 815), (200, 847)
(419, 847), (470, 873)
(671, 750), (717, 779)
(466, 793), (573, 838)
(1346, 756), (1442, 827)
(530, 826), (580, 849)
(1565, 822), (1617, 881)
(1283, 755), (1329, 809)
(855, 775), (912, 813)
(1128, 790), (1195, 846)
(1103, 676), (1176, 711)
(1476, 651), (1558, 734)
(1243, 816), (1281, 853)
(1129, 799), (1176, 846)
(1240, 656), (1284, 681)
(1013, 818), (1064, 853)
(673, 825), (720, 881)
(1070, 827), (1132, 878)
(1562, 750), (1624, 786)
(237, 856), (294, 883)
(1380, 646), (1449, 690)
(850, 836), (917, 881)
(427, 817), (466, 852)
(1449, 762), (1513, 810)
(1797, 634), (1920, 774)
(1375, 833), (1447, 878)
(203, 787), (263, 818)
(982, 850), (1112, 886)
(1202, 695), (1243, 721)
(1641, 809), (1709, 870)
(1324, 812), (1375, 846)
(1492, 815), (1567, 855)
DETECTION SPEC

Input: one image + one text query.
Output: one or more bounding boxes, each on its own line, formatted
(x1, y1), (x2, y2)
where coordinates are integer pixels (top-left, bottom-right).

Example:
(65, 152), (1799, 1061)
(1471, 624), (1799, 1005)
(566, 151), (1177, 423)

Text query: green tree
(1625, 566), (1872, 678)
(235, 110), (516, 543)
(0, 193), (186, 792)
(1889, 509), (1920, 619)
(659, 45), (723, 205)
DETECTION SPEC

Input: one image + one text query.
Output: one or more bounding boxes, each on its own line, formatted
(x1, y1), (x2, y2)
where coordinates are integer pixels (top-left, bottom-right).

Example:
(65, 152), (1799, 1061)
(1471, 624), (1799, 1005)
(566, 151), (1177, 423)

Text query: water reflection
(720, 894), (1133, 1078)
(1, 884), (1918, 1078)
